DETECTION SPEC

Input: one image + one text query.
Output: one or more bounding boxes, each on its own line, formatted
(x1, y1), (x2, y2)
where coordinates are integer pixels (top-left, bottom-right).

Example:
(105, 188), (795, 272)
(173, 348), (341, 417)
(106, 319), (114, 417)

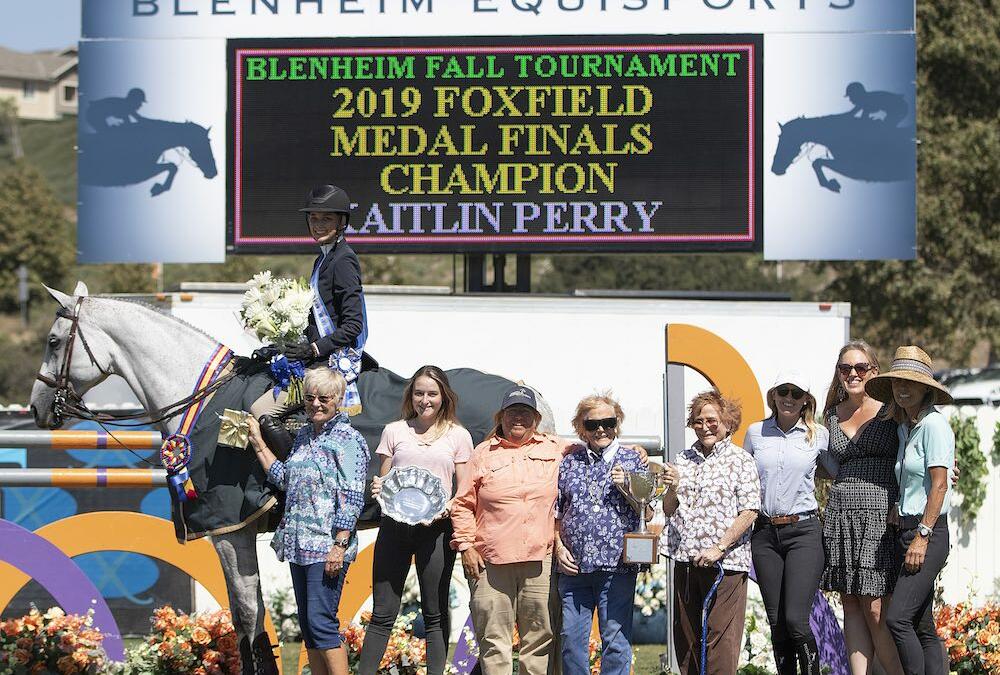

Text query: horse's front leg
(150, 161), (177, 196)
(212, 528), (278, 675)
(812, 158), (842, 193)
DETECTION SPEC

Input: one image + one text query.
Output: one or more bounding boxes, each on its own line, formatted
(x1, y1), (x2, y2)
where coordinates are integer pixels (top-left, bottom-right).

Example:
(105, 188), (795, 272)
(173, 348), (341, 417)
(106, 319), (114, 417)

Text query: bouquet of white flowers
(239, 271), (314, 346)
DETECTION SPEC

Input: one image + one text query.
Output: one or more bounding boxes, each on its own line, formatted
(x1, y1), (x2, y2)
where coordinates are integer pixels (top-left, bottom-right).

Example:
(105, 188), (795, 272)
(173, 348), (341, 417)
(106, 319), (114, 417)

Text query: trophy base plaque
(623, 532), (659, 565)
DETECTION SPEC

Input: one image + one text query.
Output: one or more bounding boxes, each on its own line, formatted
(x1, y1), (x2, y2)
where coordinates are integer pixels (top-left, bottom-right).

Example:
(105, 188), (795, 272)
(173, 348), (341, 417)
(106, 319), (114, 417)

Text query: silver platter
(376, 466), (449, 526)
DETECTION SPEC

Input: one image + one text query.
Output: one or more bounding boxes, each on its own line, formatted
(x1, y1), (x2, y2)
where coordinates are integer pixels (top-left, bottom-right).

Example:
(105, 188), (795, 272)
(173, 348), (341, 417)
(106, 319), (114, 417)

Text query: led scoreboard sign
(228, 35), (762, 254)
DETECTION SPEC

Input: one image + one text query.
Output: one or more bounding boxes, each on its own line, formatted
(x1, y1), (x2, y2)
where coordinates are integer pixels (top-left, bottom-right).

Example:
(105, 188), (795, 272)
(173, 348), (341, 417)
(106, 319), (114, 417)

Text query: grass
(278, 642), (666, 673)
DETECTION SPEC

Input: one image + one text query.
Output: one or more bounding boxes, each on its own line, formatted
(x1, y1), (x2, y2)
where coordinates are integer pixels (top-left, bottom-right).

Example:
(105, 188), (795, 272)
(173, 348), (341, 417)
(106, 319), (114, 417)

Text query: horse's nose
(772, 166), (786, 176)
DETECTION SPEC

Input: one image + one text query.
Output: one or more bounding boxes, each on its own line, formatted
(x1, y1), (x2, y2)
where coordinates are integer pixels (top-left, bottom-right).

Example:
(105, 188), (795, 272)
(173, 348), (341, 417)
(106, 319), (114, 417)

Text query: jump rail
(0, 468), (167, 487)
(0, 430), (162, 450)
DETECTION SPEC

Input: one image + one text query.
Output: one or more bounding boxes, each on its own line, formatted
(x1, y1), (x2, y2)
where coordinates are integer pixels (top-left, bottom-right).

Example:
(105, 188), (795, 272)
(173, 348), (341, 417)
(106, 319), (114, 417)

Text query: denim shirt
(744, 418), (832, 517)
(556, 440), (644, 574)
(267, 412), (369, 565)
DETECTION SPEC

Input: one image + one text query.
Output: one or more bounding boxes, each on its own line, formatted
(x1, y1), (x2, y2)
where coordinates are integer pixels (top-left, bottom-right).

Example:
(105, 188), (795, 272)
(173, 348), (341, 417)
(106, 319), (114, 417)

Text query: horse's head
(30, 282), (115, 429)
(185, 122), (218, 180)
(771, 120), (804, 176)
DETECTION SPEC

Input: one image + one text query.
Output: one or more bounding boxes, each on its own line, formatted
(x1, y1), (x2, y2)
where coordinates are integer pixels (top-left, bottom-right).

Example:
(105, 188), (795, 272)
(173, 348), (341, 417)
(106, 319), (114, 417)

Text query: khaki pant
(470, 556), (558, 675)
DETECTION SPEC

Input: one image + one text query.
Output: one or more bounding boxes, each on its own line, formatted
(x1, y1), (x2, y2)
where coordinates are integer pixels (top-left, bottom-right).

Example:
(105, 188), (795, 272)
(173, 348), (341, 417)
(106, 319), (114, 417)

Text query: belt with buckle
(761, 511), (816, 526)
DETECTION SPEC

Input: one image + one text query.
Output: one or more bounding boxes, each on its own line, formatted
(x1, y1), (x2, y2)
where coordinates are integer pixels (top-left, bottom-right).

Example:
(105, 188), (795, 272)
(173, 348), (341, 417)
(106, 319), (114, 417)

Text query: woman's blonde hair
(303, 367), (346, 406)
(400, 365), (460, 439)
(823, 340), (881, 413)
(766, 388), (819, 444)
(571, 392), (625, 440)
(687, 389), (741, 436)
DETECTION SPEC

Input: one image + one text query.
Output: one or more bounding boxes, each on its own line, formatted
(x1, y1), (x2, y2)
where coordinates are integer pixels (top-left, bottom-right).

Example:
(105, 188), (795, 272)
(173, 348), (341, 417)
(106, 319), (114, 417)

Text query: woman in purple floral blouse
(555, 393), (649, 675)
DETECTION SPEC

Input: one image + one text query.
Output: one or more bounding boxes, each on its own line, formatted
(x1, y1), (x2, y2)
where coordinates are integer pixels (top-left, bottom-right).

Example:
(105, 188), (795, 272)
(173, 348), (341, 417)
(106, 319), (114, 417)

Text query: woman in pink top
(357, 366), (474, 675)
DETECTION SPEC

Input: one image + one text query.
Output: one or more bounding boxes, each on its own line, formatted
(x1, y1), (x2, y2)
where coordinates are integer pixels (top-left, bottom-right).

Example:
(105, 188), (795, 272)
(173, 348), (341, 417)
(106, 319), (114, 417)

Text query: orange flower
(59, 631), (77, 652)
(71, 650), (90, 668)
(192, 626), (212, 645)
(56, 654), (79, 674)
(12, 648), (30, 665)
(216, 632), (238, 654)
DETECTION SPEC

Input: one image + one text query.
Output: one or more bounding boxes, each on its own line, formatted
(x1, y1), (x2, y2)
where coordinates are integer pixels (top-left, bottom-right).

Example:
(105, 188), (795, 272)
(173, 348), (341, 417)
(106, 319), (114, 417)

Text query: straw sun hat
(864, 345), (953, 405)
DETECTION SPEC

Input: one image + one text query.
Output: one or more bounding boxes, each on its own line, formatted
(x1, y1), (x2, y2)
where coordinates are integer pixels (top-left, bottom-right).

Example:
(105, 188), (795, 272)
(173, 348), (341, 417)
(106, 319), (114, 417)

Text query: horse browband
(36, 297), (237, 426)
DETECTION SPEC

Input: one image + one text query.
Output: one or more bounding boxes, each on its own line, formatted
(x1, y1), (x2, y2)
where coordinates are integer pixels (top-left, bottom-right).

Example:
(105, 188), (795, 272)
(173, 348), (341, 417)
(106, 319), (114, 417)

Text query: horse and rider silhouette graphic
(771, 83), (913, 193)
(80, 88), (217, 197)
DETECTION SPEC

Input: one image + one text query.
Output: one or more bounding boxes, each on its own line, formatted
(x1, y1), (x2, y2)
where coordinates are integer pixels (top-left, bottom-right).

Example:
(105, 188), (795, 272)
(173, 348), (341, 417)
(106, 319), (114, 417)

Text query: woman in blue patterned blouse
(247, 367), (370, 675)
(555, 393), (650, 675)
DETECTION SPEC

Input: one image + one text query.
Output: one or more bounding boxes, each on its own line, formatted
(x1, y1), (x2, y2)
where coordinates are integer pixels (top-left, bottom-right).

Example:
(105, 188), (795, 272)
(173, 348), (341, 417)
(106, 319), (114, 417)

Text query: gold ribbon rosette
(217, 409), (251, 449)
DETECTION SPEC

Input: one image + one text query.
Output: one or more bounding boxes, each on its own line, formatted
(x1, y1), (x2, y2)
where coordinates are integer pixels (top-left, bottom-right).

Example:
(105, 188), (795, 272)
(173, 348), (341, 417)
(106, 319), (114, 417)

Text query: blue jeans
(558, 570), (637, 675)
(289, 561), (350, 650)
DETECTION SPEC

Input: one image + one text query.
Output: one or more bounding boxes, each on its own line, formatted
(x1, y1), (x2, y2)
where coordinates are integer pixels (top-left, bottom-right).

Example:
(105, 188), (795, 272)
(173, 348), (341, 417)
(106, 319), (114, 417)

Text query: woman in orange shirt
(450, 386), (570, 675)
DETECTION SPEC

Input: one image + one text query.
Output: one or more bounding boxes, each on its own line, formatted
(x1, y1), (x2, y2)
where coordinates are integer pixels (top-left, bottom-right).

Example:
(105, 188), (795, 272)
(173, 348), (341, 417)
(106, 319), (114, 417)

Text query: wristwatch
(333, 537), (351, 549)
(715, 543), (726, 554)
(916, 523), (933, 538)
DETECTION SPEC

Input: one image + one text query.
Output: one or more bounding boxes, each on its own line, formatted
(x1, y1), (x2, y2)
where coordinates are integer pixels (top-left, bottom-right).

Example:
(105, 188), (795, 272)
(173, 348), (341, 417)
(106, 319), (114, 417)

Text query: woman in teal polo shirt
(865, 346), (954, 675)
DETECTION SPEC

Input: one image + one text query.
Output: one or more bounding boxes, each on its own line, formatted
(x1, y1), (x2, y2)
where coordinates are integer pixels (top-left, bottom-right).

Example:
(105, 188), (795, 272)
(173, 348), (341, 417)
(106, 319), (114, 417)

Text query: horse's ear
(778, 122), (784, 131)
(43, 284), (74, 310)
(205, 126), (212, 135)
(72, 281), (90, 297)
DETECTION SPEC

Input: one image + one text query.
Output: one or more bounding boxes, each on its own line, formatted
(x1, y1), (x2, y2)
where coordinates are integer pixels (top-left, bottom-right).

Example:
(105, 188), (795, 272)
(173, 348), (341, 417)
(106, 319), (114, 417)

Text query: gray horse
(30, 283), (552, 674)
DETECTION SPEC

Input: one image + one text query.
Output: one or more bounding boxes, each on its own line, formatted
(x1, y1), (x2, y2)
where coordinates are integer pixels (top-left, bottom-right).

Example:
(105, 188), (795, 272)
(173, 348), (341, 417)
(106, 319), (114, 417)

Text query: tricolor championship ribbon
(161, 345), (233, 502)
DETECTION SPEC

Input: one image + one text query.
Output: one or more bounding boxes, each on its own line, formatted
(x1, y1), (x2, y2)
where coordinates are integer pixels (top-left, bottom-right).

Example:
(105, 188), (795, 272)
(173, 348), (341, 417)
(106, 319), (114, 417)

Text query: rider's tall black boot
(795, 638), (822, 675)
(258, 414), (294, 461)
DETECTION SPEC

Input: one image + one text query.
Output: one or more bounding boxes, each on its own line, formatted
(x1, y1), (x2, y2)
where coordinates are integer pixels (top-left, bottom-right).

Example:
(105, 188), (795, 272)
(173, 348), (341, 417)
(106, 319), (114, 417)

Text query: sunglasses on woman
(775, 386), (806, 400)
(583, 417), (617, 432)
(304, 394), (335, 404)
(837, 362), (873, 377)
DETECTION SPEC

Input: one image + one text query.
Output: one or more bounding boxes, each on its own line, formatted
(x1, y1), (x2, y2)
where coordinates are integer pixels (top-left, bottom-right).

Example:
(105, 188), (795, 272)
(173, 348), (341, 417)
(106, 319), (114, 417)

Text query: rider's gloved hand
(251, 345), (281, 363)
(283, 342), (318, 364)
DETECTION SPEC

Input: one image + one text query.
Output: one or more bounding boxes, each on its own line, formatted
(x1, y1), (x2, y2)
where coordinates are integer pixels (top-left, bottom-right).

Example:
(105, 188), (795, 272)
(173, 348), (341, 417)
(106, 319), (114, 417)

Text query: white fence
(939, 406), (1000, 604)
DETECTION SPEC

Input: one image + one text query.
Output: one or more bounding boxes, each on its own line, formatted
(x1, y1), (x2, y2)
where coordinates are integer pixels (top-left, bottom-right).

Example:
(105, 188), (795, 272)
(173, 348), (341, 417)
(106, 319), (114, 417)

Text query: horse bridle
(35, 297), (236, 427)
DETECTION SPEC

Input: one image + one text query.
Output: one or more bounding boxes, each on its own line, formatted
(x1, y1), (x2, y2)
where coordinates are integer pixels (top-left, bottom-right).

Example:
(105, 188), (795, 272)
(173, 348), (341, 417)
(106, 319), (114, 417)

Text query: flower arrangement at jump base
(0, 606), (108, 674)
(936, 600), (1000, 673)
(113, 606), (241, 675)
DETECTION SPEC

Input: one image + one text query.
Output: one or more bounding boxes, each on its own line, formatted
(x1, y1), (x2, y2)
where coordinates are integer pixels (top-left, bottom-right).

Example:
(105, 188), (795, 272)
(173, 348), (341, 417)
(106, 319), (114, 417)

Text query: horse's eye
(48, 335), (60, 349)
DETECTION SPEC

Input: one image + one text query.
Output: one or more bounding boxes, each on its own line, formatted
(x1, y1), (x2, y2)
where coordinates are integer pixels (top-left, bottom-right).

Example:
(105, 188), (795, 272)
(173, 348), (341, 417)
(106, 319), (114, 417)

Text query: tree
(0, 163), (74, 310)
(821, 3), (999, 364)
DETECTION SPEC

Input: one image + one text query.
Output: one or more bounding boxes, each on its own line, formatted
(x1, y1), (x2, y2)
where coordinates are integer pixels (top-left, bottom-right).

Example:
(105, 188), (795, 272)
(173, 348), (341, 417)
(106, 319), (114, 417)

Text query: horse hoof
(828, 180), (841, 193)
(150, 184), (166, 196)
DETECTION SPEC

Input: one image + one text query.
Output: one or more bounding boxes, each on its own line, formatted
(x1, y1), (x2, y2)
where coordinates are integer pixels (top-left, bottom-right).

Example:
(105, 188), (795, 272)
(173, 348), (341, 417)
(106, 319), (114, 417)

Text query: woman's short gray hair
(304, 366), (346, 404)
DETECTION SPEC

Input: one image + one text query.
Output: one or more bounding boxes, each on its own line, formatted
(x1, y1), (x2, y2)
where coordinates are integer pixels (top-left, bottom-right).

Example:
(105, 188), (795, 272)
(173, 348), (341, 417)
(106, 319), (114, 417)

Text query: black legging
(885, 515), (949, 675)
(358, 517), (456, 675)
(751, 516), (825, 675)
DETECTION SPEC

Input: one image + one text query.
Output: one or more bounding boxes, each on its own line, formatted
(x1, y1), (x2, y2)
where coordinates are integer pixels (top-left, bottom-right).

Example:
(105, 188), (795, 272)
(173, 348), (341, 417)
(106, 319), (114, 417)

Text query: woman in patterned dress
(820, 341), (903, 675)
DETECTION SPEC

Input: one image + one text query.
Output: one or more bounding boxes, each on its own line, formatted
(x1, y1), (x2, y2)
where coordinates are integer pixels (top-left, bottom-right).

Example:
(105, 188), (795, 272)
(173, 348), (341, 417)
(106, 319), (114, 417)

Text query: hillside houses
(0, 46), (77, 121)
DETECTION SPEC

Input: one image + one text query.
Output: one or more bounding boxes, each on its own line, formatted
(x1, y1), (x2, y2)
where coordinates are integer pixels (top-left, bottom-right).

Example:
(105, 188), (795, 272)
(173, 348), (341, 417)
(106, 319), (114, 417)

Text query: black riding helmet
(299, 184), (351, 227)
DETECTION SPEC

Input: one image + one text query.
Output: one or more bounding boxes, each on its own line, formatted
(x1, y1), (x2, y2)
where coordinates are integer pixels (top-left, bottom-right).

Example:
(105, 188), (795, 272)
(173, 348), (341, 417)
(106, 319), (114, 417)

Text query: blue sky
(0, 0), (80, 52)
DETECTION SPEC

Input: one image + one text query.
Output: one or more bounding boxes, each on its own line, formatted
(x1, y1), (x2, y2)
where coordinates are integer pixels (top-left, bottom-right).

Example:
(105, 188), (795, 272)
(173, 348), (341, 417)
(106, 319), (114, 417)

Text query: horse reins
(36, 296), (239, 429)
